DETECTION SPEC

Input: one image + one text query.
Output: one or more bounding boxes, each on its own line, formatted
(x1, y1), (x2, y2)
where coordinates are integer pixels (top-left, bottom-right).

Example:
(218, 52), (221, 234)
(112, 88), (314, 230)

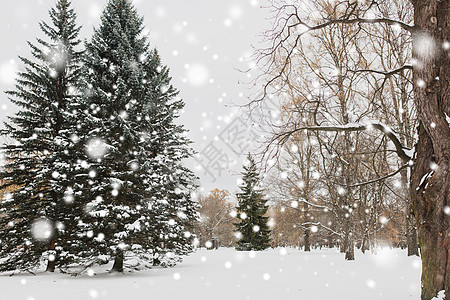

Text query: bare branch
(273, 122), (411, 163)
(348, 64), (413, 77)
(344, 164), (409, 188)
(300, 221), (343, 237)
(308, 17), (415, 33)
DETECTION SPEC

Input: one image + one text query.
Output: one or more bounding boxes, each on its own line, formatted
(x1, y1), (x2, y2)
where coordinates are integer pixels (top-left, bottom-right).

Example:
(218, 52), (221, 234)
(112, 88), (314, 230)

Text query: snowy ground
(0, 247), (421, 300)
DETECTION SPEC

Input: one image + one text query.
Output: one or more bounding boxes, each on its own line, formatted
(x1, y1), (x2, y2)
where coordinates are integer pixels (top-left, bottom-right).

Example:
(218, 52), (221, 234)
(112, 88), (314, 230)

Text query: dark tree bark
(361, 232), (370, 254)
(327, 232), (334, 248)
(304, 227), (311, 251)
(303, 199), (311, 251)
(342, 218), (355, 260)
(406, 204), (420, 256)
(110, 250), (124, 273)
(252, 0), (449, 297)
(411, 0), (450, 298)
(345, 237), (355, 260)
(402, 169), (420, 256)
(45, 239), (56, 273)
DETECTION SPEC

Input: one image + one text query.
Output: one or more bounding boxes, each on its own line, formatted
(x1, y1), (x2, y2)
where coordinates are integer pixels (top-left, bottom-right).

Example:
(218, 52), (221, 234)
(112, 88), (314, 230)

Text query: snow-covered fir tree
(60, 0), (198, 272)
(234, 154), (271, 251)
(0, 0), (83, 273)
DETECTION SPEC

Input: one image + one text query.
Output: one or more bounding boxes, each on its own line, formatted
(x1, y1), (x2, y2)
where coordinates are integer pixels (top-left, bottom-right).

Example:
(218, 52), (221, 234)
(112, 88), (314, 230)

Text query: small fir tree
(60, 0), (198, 273)
(0, 0), (83, 273)
(234, 154), (271, 251)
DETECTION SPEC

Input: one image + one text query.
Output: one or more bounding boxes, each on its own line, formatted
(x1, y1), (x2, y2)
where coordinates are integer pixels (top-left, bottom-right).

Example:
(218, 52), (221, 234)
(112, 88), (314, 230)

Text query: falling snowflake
(31, 218), (53, 241)
(155, 6), (166, 18)
(186, 64), (209, 87)
(414, 33), (436, 61)
(89, 289), (99, 299)
(366, 279), (376, 289)
(229, 5), (243, 19)
(417, 79), (426, 88)
(0, 60), (16, 85)
(86, 138), (108, 159)
(88, 3), (102, 19)
(444, 206), (450, 215)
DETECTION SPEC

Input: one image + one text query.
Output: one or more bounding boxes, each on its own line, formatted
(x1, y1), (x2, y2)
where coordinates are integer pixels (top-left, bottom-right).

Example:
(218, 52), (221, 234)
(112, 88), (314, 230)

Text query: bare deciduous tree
(250, 0), (449, 298)
(194, 189), (236, 248)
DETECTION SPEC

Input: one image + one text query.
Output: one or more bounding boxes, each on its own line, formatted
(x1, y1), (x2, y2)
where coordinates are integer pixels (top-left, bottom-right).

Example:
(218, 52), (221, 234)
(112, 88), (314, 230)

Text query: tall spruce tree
(0, 0), (82, 273)
(60, 0), (198, 273)
(234, 154), (271, 251)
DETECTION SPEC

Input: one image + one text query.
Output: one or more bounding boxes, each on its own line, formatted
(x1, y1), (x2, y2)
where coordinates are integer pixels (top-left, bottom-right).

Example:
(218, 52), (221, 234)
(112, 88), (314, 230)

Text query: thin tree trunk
(303, 199), (311, 251)
(407, 204), (419, 256)
(304, 227), (310, 251)
(400, 161), (419, 256)
(343, 219), (355, 260)
(328, 232), (334, 248)
(345, 234), (355, 260)
(111, 249), (124, 273)
(45, 239), (56, 272)
(341, 228), (348, 253)
(361, 232), (370, 254)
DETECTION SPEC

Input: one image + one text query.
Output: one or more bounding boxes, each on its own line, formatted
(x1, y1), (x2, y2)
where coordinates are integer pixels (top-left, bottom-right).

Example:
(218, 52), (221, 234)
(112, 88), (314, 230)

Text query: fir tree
(0, 0), (83, 273)
(234, 154), (271, 251)
(61, 0), (198, 273)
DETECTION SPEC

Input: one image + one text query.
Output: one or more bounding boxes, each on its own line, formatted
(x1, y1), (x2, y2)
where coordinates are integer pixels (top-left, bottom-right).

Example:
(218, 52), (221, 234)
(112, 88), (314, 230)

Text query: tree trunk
(412, 1), (450, 298)
(345, 234), (355, 260)
(407, 204), (420, 256)
(45, 239), (56, 272)
(341, 229), (348, 253)
(412, 125), (449, 299)
(303, 199), (311, 251)
(402, 164), (420, 256)
(361, 232), (370, 254)
(327, 232), (334, 248)
(304, 228), (311, 251)
(111, 249), (124, 273)
(343, 219), (355, 260)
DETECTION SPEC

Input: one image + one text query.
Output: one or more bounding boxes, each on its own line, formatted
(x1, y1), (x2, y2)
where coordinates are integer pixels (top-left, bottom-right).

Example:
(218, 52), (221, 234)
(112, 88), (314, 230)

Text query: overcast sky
(0, 0), (272, 195)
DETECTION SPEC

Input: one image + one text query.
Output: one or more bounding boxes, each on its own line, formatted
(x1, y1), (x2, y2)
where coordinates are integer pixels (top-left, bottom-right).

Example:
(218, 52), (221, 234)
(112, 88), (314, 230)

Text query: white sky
(0, 0), (271, 195)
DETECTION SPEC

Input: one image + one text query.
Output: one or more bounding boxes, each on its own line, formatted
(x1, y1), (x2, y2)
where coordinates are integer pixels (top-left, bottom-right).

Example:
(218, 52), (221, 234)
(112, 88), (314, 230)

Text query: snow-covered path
(0, 248), (421, 300)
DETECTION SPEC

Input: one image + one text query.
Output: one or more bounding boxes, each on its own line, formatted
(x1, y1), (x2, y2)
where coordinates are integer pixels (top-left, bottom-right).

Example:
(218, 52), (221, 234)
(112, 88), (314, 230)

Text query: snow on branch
(299, 221), (343, 237)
